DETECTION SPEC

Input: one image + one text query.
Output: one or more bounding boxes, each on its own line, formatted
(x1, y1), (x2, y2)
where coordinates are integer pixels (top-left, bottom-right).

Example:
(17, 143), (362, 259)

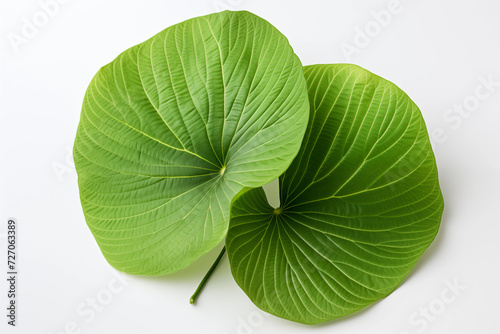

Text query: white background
(1, 0), (499, 333)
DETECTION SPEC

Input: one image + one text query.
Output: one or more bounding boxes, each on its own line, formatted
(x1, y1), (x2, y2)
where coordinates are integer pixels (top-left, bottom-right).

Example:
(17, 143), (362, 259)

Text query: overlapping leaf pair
(74, 10), (443, 324)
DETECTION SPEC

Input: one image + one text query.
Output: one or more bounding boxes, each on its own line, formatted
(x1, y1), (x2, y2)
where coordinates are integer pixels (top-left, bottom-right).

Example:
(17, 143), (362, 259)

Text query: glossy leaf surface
(227, 64), (444, 324)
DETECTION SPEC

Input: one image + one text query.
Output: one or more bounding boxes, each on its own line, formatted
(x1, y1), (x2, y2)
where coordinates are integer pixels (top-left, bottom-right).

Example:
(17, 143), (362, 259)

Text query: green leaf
(226, 64), (444, 324)
(73, 11), (309, 275)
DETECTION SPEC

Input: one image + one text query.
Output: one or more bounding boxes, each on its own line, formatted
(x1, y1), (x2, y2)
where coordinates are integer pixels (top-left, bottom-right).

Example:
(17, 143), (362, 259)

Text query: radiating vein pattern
(74, 11), (309, 275)
(226, 64), (444, 324)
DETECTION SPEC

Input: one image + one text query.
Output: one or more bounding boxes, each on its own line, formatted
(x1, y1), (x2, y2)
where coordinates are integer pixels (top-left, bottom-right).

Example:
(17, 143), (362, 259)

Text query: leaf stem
(189, 246), (226, 304)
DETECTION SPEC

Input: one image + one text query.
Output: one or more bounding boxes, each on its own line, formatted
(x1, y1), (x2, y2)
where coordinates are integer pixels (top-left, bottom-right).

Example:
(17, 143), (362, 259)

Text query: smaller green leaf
(226, 64), (444, 324)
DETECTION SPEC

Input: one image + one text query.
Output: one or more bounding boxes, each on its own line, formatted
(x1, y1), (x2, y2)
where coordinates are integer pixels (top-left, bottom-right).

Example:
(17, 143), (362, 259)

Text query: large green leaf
(73, 11), (309, 275)
(226, 64), (444, 324)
